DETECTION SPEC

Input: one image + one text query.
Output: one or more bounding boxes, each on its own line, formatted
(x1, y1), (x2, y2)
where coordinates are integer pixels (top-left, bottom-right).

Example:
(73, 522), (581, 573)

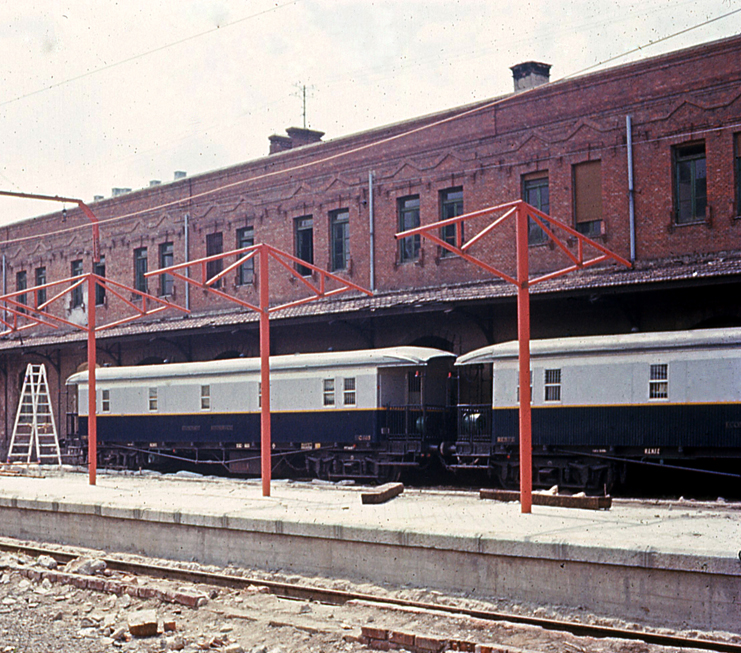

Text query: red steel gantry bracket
(146, 242), (373, 497)
(396, 199), (632, 513)
(0, 274), (189, 485)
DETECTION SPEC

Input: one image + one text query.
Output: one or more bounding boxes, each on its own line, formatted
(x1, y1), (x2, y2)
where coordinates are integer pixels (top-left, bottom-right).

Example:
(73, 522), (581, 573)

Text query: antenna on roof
(293, 82), (314, 129)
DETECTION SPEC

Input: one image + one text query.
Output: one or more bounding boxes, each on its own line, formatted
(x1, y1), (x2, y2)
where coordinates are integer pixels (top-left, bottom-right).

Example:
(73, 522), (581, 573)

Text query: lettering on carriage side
(725, 421), (741, 429)
(644, 448), (661, 455)
(210, 425), (234, 431)
(181, 425), (201, 431)
(355, 434), (371, 441)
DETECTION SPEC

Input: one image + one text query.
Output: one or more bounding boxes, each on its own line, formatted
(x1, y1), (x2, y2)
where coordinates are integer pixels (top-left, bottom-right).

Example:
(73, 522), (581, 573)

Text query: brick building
(0, 34), (740, 451)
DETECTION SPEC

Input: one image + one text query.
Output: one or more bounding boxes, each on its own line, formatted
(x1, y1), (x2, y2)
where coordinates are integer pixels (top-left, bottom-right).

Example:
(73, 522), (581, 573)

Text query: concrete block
(361, 482), (404, 505)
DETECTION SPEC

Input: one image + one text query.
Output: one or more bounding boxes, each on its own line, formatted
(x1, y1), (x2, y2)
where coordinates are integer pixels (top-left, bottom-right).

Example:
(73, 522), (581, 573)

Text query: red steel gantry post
(147, 242), (372, 497)
(396, 200), (631, 513)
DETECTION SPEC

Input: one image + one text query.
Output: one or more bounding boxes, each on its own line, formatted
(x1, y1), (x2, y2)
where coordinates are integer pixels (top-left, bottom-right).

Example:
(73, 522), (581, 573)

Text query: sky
(0, 0), (738, 226)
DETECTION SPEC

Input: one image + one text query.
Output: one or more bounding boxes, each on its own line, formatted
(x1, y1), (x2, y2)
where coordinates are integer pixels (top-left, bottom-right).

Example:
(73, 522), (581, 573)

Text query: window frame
(323, 378), (335, 406)
(133, 248), (148, 294)
(71, 259), (84, 308)
(544, 368), (561, 402)
(397, 195), (420, 263)
(573, 160), (603, 238)
(343, 377), (356, 406)
(101, 389), (111, 413)
(200, 385), (211, 411)
(206, 232), (224, 288)
(674, 142), (707, 225)
(439, 187), (463, 257)
(523, 174), (550, 246)
(93, 255), (106, 306)
(34, 266), (47, 307)
(159, 242), (174, 296)
(236, 226), (255, 285)
(294, 216), (314, 276)
(15, 270), (27, 309)
(649, 364), (668, 400)
(329, 209), (350, 271)
(148, 387), (158, 412)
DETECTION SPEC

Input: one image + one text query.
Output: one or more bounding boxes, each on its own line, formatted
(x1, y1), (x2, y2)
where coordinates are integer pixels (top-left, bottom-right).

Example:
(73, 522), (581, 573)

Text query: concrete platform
(0, 469), (738, 633)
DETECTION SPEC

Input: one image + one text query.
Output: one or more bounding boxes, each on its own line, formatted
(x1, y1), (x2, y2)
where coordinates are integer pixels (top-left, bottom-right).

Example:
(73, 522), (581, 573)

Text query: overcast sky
(0, 0), (738, 226)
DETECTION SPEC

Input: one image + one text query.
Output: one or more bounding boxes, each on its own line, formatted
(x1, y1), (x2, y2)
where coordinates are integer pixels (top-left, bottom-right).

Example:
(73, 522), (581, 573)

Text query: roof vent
(149, 180), (161, 187)
(93, 195), (104, 202)
(111, 187), (132, 197)
(174, 171), (187, 180)
(510, 61), (551, 93)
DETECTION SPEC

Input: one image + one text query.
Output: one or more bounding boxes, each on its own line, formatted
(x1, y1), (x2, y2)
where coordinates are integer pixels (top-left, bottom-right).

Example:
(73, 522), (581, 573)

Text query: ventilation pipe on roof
(626, 115), (636, 262)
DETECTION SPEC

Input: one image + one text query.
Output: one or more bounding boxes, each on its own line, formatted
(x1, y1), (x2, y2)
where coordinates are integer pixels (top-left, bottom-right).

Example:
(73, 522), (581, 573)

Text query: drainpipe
(184, 213), (190, 311)
(2, 253), (6, 324)
(626, 115), (636, 262)
(368, 171), (375, 292)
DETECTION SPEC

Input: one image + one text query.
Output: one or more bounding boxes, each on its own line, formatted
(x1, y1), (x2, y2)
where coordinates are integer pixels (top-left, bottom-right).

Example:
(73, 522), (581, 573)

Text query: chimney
(269, 127), (325, 155)
(149, 180), (161, 187)
(269, 134), (293, 154)
(510, 61), (551, 93)
(111, 187), (132, 197)
(174, 171), (187, 180)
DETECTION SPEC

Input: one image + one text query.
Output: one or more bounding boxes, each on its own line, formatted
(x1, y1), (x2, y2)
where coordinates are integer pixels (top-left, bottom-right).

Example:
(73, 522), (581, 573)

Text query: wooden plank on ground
(361, 482), (404, 505)
(480, 488), (611, 510)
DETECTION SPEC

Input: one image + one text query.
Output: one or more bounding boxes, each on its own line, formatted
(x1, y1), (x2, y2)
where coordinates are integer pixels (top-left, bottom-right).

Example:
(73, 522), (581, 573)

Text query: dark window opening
(236, 226), (255, 285)
(398, 196), (420, 263)
(674, 142), (707, 225)
(133, 248), (148, 294)
(159, 242), (174, 296)
(295, 216), (313, 276)
(34, 267), (46, 307)
(71, 259), (84, 308)
(15, 271), (27, 312)
(206, 232), (223, 288)
(93, 256), (106, 306)
(330, 209), (349, 271)
(573, 160), (603, 237)
(523, 175), (550, 245)
(439, 187), (463, 256)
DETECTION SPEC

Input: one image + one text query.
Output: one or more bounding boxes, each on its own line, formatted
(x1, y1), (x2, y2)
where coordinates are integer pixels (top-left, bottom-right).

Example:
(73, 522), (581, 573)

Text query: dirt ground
(0, 544), (737, 653)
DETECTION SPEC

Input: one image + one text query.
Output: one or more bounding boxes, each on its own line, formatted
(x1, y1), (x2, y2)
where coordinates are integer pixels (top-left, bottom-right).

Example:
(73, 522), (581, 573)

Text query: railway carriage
(454, 328), (741, 492)
(66, 346), (455, 480)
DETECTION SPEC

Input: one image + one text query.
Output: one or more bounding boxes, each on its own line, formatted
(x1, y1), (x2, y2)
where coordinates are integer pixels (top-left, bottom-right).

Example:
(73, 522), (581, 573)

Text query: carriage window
(516, 371), (533, 403)
(101, 389), (110, 413)
(201, 385), (211, 410)
(649, 364), (668, 399)
(323, 379), (335, 406)
(343, 378), (356, 406)
(544, 369), (561, 402)
(148, 388), (158, 412)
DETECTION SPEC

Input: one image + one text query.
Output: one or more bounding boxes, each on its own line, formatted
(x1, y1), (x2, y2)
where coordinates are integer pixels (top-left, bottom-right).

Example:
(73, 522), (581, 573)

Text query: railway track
(0, 540), (738, 652)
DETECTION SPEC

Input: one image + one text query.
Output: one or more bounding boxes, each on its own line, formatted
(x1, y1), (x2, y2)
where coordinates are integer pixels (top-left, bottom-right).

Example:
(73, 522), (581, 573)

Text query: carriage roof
(455, 327), (741, 366)
(66, 346), (454, 385)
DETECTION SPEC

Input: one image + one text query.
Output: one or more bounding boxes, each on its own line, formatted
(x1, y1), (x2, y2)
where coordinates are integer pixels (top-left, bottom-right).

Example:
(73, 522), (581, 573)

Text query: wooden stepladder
(7, 364), (61, 465)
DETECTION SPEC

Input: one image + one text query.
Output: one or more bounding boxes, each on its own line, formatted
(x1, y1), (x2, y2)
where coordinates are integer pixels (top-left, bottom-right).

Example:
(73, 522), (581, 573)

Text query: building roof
(1, 249), (739, 354)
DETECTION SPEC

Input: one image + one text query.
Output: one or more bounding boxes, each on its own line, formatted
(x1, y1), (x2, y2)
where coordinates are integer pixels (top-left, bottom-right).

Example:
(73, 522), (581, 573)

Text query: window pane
(675, 144), (706, 224)
(148, 388), (158, 411)
(94, 256), (106, 305)
(35, 267), (47, 306)
(343, 377), (356, 405)
(159, 242), (174, 296)
(330, 209), (349, 271)
(295, 216), (313, 276)
(134, 249), (148, 294)
(439, 188), (463, 256)
(236, 227), (255, 285)
(206, 233), (223, 287)
(523, 176), (549, 245)
(71, 259), (84, 307)
(323, 378), (335, 406)
(398, 196), (420, 262)
(201, 385), (211, 410)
